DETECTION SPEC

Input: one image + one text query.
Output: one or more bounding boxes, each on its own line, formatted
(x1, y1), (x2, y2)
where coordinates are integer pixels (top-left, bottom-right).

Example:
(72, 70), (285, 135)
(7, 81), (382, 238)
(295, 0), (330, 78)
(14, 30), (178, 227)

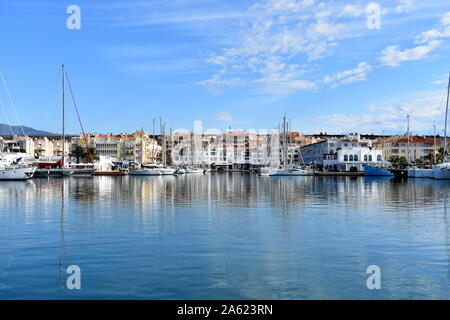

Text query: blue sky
(0, 0), (450, 135)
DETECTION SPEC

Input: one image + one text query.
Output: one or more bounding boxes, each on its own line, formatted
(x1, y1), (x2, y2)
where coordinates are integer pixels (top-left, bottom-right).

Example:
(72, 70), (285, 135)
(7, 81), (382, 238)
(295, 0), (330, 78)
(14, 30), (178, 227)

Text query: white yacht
(0, 156), (36, 180)
(159, 167), (177, 175)
(129, 164), (176, 176)
(129, 168), (161, 176)
(184, 167), (205, 174)
(260, 167), (310, 176)
(433, 163), (450, 180)
(0, 165), (36, 180)
(259, 114), (312, 177)
(432, 74), (450, 180)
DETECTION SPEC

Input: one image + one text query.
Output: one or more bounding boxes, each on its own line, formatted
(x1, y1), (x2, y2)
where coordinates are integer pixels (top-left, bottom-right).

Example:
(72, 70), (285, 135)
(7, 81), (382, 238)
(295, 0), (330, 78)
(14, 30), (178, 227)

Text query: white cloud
(380, 40), (441, 66)
(433, 79), (447, 85)
(396, 0), (415, 14)
(200, 0), (358, 94)
(312, 90), (446, 134)
(324, 62), (372, 88)
(215, 111), (233, 121)
(339, 5), (363, 18)
(442, 12), (450, 26)
(415, 12), (450, 44)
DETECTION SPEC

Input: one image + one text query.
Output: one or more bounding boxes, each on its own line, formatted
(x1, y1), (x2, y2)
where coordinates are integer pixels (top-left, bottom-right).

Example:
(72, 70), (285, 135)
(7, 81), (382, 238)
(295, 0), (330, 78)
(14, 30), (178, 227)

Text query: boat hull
(35, 169), (74, 177)
(260, 168), (310, 176)
(185, 169), (204, 174)
(364, 165), (394, 177)
(408, 169), (434, 178)
(433, 169), (450, 180)
(129, 170), (161, 176)
(0, 166), (36, 180)
(159, 168), (177, 175)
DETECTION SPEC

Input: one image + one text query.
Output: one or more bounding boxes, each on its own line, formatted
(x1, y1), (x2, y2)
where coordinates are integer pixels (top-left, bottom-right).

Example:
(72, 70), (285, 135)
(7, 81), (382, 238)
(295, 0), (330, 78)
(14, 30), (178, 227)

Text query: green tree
(157, 150), (172, 165)
(425, 147), (444, 165)
(388, 156), (408, 169)
(83, 147), (99, 163)
(70, 145), (87, 164)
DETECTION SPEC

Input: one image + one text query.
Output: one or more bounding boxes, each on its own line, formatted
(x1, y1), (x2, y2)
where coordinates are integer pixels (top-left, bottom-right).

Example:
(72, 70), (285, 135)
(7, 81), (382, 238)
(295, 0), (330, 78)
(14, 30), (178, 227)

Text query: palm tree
(83, 147), (99, 163)
(388, 156), (408, 169)
(70, 145), (87, 164)
(425, 147), (444, 164)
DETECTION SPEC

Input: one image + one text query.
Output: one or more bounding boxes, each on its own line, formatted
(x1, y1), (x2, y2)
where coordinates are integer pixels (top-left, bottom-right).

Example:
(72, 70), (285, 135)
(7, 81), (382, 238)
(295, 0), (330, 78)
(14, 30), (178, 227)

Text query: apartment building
(373, 136), (443, 162)
(1, 135), (35, 154)
(71, 130), (161, 164)
(170, 130), (319, 168)
(300, 134), (385, 171)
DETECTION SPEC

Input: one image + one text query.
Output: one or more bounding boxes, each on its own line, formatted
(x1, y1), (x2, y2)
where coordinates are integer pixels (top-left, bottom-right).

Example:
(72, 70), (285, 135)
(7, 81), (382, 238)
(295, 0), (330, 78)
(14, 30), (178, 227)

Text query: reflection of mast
(57, 180), (66, 295)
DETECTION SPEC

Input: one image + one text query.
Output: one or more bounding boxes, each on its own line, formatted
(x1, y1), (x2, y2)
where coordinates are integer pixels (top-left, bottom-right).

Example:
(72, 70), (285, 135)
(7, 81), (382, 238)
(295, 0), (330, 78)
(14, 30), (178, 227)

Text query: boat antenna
(0, 72), (25, 136)
(64, 67), (93, 163)
(444, 73), (450, 163)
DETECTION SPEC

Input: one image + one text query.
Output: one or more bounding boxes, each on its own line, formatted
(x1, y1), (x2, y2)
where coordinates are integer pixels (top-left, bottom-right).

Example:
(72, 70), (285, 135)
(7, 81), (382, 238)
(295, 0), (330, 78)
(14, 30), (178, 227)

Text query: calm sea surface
(0, 173), (449, 299)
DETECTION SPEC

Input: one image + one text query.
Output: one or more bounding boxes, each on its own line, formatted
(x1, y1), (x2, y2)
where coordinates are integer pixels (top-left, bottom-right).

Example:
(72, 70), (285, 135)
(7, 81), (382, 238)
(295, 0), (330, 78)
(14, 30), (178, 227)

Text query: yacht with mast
(433, 73), (450, 180)
(260, 114), (311, 176)
(0, 154), (36, 180)
(36, 65), (95, 177)
(0, 74), (37, 180)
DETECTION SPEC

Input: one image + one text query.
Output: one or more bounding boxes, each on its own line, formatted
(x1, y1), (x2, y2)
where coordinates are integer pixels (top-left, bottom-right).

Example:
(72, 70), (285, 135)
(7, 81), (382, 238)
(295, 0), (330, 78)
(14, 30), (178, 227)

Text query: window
(354, 155), (358, 161)
(377, 155), (382, 161)
(349, 155), (354, 161)
(344, 155), (348, 161)
(364, 155), (368, 161)
(368, 155), (373, 162)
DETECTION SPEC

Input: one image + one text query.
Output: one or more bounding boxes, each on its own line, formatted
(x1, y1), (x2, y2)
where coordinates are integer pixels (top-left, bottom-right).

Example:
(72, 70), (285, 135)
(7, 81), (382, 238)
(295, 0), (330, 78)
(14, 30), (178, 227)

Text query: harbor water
(0, 173), (449, 299)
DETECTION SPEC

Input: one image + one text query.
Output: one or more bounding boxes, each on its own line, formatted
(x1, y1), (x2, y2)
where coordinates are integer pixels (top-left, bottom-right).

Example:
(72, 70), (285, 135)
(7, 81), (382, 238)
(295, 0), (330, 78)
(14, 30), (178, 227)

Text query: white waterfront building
(300, 134), (386, 171)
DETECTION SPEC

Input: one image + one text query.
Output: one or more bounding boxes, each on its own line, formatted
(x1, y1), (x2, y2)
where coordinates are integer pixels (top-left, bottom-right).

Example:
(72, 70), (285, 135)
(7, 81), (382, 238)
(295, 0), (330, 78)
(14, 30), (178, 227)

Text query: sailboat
(36, 65), (97, 177)
(433, 73), (450, 180)
(36, 65), (75, 177)
(0, 74), (36, 180)
(260, 114), (311, 176)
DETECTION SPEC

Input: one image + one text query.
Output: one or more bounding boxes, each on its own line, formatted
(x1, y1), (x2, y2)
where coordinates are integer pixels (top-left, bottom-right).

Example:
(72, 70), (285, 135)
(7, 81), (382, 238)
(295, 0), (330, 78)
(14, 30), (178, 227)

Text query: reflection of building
(300, 134), (385, 171)
(170, 131), (320, 169)
(373, 136), (443, 162)
(71, 130), (161, 164)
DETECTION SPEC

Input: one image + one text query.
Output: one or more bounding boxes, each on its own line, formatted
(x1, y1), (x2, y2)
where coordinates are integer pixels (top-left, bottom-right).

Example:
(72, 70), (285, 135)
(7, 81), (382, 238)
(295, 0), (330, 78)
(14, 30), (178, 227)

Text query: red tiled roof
(383, 136), (434, 144)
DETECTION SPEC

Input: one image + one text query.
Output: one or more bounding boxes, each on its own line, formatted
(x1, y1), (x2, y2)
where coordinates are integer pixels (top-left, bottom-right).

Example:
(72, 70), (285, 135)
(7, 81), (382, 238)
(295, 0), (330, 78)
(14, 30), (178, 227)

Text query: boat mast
(407, 114), (410, 164)
(434, 125), (437, 164)
(444, 73), (450, 163)
(62, 64), (65, 166)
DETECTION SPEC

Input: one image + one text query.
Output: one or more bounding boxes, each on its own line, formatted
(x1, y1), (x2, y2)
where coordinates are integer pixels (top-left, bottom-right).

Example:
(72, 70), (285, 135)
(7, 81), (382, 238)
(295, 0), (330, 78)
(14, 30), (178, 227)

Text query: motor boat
(260, 166), (311, 176)
(364, 164), (394, 176)
(129, 168), (162, 176)
(184, 167), (205, 174)
(0, 154), (37, 180)
(0, 164), (36, 180)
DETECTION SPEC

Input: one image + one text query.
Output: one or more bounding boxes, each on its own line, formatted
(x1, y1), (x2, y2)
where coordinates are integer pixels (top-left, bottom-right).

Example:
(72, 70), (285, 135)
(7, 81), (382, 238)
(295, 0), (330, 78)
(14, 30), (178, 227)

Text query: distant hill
(0, 123), (58, 136)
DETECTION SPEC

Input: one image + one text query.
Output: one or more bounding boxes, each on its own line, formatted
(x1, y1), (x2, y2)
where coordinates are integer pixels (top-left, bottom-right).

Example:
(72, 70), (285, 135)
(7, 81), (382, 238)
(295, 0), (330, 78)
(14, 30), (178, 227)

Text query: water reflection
(0, 174), (449, 299)
(2, 175), (450, 215)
